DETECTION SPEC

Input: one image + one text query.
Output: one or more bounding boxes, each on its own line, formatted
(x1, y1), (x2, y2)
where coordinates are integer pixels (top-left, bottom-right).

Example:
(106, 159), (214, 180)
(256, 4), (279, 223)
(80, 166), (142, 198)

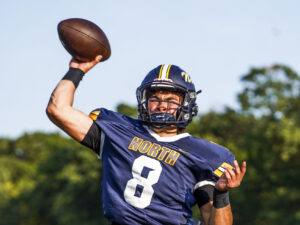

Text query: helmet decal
(158, 64), (172, 79)
(181, 71), (193, 83)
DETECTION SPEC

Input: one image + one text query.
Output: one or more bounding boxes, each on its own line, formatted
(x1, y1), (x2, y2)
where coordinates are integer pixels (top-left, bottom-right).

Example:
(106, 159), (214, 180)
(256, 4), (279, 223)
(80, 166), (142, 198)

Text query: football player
(46, 56), (246, 225)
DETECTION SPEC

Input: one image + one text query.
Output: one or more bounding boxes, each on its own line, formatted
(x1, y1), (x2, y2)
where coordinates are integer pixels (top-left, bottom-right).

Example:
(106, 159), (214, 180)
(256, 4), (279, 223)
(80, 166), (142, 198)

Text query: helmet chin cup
(150, 113), (175, 123)
(149, 113), (177, 129)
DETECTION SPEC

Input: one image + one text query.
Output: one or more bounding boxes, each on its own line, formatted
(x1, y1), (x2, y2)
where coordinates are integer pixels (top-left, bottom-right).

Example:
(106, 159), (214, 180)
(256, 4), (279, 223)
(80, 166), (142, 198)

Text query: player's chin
(152, 125), (178, 132)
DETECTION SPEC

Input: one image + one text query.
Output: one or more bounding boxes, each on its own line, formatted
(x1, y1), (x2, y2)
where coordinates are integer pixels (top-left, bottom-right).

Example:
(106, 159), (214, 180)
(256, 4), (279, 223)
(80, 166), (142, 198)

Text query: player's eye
(149, 96), (160, 101)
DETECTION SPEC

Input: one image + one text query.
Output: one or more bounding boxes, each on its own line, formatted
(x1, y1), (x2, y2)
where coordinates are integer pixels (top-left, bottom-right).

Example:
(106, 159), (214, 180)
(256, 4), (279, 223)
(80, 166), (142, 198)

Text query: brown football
(57, 18), (111, 62)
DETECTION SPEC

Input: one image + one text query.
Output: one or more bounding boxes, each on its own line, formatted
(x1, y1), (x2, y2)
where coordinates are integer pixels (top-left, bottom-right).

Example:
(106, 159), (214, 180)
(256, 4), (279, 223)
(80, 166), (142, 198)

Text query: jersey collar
(143, 125), (190, 142)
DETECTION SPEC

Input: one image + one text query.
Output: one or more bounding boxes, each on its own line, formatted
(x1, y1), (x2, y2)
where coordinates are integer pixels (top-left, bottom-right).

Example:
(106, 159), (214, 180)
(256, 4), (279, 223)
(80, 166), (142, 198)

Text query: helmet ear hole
(184, 114), (190, 120)
(191, 105), (198, 116)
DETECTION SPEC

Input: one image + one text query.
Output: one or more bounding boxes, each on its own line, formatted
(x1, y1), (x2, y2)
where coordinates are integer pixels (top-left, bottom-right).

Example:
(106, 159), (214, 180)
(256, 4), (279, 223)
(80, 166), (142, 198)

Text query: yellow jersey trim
(214, 162), (233, 177)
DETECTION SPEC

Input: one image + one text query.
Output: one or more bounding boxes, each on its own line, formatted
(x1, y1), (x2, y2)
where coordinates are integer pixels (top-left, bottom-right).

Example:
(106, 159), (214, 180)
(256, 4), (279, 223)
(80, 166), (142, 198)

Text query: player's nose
(157, 101), (168, 112)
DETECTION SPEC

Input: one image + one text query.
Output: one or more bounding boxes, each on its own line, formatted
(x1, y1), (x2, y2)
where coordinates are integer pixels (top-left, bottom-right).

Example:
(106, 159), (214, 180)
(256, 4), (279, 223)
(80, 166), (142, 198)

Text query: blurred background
(0, 1), (299, 224)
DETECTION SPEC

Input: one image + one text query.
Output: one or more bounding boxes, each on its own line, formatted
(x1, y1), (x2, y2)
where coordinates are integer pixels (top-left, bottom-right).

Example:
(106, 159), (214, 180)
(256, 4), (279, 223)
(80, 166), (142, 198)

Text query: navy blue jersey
(89, 108), (235, 225)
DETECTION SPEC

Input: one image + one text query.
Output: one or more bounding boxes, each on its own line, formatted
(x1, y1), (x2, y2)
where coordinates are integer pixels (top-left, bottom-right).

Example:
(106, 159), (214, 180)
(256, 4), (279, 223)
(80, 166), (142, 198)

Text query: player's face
(148, 91), (183, 115)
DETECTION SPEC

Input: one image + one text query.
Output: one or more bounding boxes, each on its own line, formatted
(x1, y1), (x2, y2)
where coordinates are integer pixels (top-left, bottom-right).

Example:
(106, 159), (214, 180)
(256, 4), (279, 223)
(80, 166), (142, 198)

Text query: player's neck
(149, 126), (179, 137)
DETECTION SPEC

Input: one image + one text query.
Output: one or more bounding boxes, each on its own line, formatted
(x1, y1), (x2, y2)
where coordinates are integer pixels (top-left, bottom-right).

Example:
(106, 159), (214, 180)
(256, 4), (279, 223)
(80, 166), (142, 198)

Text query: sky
(1, 0), (300, 138)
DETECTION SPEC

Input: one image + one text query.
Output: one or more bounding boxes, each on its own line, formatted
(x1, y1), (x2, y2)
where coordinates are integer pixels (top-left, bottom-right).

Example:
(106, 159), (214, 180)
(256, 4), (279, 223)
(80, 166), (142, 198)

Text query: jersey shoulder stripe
(214, 162), (234, 177)
(89, 110), (101, 120)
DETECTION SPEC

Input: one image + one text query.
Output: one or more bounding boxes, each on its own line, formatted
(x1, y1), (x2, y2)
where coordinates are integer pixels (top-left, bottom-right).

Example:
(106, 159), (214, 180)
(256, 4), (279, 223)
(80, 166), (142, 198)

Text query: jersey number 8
(124, 155), (162, 209)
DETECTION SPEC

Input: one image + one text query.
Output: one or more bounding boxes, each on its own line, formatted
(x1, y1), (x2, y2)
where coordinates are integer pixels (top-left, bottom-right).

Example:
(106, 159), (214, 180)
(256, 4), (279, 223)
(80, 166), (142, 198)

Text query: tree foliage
(238, 64), (300, 123)
(0, 133), (109, 225)
(188, 64), (300, 225)
(116, 103), (138, 118)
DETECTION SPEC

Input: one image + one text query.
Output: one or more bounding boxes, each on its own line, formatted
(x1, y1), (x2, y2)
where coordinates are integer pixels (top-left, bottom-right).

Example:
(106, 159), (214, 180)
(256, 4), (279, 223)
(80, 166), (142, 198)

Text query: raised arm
(46, 56), (102, 141)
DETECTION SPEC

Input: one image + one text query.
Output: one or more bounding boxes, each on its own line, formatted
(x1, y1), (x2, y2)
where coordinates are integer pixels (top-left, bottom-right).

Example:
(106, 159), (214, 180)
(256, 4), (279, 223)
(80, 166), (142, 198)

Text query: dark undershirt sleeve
(80, 122), (101, 154)
(194, 184), (214, 208)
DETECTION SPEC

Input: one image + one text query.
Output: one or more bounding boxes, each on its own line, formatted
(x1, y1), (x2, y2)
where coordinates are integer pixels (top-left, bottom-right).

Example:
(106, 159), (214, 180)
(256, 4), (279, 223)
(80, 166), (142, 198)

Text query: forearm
(209, 205), (232, 225)
(46, 72), (93, 141)
(200, 202), (212, 225)
(208, 189), (232, 225)
(47, 79), (75, 110)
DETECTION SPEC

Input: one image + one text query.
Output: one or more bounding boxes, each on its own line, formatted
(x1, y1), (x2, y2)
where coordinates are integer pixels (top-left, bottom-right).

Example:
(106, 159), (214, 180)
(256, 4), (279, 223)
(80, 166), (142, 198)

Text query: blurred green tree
(190, 64), (300, 225)
(236, 65), (300, 225)
(0, 133), (109, 225)
(238, 64), (300, 123)
(116, 103), (138, 118)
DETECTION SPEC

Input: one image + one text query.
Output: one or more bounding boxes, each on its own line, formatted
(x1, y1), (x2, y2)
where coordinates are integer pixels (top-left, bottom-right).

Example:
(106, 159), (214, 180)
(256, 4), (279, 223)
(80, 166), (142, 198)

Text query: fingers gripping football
(69, 55), (102, 74)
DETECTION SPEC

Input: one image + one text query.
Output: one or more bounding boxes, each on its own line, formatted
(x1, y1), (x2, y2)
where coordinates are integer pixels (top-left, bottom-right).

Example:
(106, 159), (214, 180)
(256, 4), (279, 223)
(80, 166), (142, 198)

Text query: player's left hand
(215, 160), (246, 191)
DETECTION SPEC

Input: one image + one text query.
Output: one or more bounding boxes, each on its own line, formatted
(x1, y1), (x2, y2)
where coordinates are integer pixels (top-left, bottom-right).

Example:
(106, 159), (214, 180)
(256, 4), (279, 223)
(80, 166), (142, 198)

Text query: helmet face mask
(136, 64), (200, 129)
(146, 91), (183, 129)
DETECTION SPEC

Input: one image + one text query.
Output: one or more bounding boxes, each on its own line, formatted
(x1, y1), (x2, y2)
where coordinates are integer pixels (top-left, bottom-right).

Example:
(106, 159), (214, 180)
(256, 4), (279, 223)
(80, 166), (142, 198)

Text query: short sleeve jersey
(90, 108), (235, 225)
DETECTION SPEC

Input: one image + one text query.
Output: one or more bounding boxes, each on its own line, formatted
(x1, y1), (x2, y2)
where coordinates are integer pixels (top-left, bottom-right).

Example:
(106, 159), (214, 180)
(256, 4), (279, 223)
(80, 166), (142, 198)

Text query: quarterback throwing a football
(46, 55), (246, 225)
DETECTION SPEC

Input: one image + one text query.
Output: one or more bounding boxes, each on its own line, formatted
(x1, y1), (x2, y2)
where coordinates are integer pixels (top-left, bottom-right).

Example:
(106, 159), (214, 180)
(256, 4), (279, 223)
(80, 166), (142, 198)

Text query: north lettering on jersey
(128, 136), (180, 166)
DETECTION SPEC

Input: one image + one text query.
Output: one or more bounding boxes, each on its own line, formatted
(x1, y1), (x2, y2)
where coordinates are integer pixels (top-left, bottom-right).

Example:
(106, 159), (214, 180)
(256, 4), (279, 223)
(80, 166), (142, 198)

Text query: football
(57, 18), (111, 62)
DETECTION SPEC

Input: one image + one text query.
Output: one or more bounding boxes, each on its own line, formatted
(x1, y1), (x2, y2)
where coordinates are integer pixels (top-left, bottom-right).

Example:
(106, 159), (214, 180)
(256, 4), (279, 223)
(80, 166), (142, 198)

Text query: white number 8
(124, 155), (162, 209)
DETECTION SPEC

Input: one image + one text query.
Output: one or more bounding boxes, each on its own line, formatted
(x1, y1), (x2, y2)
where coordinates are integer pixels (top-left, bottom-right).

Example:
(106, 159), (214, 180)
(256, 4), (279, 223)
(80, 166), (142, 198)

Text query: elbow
(46, 101), (61, 122)
(46, 103), (53, 115)
(46, 103), (56, 120)
(46, 99), (71, 128)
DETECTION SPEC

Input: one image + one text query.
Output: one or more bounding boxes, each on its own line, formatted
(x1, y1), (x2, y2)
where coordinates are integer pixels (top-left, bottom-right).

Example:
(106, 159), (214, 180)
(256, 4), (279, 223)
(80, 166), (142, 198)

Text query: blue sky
(1, 0), (300, 138)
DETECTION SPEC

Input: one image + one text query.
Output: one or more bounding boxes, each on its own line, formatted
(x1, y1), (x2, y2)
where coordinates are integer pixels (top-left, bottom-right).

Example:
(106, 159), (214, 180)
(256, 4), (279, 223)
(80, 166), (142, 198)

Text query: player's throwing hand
(69, 55), (102, 73)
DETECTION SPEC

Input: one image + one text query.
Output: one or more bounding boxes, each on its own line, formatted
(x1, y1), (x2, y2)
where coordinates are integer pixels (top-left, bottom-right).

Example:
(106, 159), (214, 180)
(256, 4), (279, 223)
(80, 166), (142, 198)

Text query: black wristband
(213, 189), (230, 208)
(62, 68), (85, 88)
